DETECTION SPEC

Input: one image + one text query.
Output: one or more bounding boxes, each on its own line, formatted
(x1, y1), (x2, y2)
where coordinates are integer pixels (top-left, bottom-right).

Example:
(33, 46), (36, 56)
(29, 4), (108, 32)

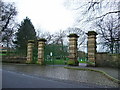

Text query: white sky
(4, 0), (118, 34)
(4, 0), (76, 34)
(3, 0), (119, 52)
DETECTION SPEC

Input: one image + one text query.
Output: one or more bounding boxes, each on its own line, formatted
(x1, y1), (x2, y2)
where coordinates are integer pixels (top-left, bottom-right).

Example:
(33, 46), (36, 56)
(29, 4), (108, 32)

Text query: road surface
(2, 70), (107, 88)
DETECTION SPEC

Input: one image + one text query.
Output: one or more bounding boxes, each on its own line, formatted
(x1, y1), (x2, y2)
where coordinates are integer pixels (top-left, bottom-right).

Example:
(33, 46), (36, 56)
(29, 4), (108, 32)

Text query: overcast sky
(3, 0), (119, 34)
(3, 0), (119, 52)
(4, 0), (78, 34)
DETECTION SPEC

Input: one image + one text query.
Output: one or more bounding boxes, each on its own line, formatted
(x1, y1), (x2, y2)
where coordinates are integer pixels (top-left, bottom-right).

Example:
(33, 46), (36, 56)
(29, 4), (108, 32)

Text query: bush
(67, 60), (75, 65)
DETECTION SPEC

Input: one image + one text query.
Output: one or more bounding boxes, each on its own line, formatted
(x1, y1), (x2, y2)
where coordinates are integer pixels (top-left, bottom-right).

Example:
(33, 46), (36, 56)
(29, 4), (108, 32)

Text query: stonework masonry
(37, 39), (46, 65)
(68, 34), (79, 66)
(27, 40), (34, 63)
(96, 53), (120, 68)
(87, 31), (98, 66)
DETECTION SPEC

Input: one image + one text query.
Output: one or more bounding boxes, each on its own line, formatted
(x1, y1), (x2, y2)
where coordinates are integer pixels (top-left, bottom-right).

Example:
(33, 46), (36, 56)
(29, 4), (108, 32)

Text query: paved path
(48, 64), (119, 80)
(69, 65), (119, 80)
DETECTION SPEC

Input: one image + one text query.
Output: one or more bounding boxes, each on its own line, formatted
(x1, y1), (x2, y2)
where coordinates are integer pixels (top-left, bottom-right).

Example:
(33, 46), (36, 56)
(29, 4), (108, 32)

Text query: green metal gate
(44, 44), (69, 65)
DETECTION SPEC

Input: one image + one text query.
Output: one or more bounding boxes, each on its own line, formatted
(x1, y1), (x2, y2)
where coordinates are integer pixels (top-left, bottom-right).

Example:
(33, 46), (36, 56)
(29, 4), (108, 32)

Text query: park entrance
(27, 31), (97, 66)
(44, 44), (69, 65)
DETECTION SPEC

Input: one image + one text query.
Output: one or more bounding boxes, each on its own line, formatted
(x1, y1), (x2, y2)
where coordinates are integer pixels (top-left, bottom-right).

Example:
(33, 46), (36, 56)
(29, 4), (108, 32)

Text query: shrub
(86, 61), (95, 67)
(67, 60), (79, 66)
(67, 60), (75, 65)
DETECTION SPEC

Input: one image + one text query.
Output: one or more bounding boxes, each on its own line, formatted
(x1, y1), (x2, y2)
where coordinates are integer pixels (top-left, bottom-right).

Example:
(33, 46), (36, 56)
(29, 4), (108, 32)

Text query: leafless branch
(96, 10), (120, 19)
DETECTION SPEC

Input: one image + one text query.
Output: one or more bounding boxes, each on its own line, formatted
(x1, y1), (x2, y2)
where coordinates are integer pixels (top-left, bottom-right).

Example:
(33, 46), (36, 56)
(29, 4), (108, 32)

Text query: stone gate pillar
(26, 40), (34, 63)
(37, 38), (46, 65)
(86, 31), (98, 66)
(68, 34), (79, 66)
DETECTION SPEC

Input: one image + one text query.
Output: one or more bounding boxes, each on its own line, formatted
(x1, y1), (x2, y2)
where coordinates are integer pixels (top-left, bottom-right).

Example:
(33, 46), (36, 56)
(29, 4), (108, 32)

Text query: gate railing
(44, 44), (69, 65)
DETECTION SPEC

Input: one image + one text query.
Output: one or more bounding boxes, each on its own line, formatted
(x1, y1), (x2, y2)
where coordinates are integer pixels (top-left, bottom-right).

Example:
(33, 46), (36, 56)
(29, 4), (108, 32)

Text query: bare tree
(96, 15), (120, 53)
(65, 0), (120, 21)
(52, 30), (66, 45)
(66, 27), (87, 46)
(36, 29), (55, 44)
(64, 0), (120, 53)
(0, 0), (17, 31)
(0, 0), (17, 47)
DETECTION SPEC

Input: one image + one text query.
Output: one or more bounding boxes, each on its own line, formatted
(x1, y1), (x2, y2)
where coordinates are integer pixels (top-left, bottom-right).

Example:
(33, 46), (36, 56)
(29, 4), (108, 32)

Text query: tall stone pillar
(86, 31), (98, 66)
(38, 38), (46, 65)
(26, 40), (34, 63)
(67, 34), (79, 66)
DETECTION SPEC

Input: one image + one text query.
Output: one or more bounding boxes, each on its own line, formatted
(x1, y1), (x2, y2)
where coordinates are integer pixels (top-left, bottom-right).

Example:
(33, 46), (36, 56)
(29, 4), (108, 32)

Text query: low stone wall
(2, 56), (26, 63)
(96, 52), (120, 68)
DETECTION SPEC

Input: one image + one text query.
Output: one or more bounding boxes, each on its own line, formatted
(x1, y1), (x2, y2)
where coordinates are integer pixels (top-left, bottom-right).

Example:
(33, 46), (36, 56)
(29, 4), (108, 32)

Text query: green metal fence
(1, 48), (27, 57)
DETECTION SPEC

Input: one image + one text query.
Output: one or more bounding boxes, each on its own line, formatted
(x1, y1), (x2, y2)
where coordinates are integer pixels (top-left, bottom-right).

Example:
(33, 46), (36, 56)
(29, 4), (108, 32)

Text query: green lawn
(0, 53), (7, 55)
(44, 58), (88, 65)
(78, 58), (87, 63)
(79, 61), (87, 63)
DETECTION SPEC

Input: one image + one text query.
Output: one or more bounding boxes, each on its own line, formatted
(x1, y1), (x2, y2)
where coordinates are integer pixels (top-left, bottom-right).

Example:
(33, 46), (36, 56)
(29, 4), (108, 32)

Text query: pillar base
(37, 61), (45, 65)
(86, 62), (96, 67)
(67, 60), (79, 66)
(26, 60), (32, 64)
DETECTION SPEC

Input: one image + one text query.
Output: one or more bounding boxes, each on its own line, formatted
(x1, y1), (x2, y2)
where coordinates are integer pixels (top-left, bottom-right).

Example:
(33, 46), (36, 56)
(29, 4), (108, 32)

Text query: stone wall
(2, 56), (26, 63)
(96, 52), (120, 68)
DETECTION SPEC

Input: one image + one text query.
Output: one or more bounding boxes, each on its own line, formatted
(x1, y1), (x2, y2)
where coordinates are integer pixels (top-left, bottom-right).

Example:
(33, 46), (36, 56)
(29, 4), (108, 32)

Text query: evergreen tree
(15, 17), (37, 53)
